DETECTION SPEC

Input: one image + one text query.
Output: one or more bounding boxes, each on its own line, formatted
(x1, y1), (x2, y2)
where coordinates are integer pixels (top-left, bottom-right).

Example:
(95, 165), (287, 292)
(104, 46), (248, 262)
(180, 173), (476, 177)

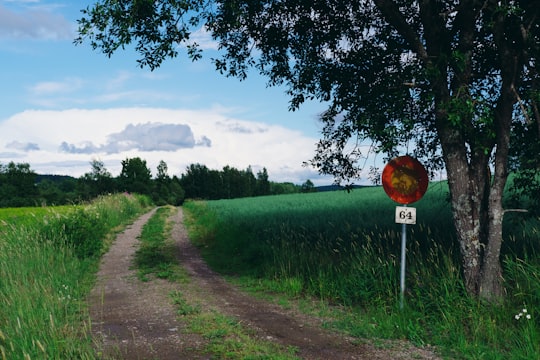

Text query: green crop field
(184, 181), (540, 359)
(0, 206), (77, 228)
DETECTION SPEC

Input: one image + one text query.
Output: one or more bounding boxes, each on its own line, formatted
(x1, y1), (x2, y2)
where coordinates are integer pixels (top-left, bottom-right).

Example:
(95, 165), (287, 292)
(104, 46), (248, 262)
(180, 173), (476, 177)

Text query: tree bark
(441, 135), (488, 296)
(437, 75), (514, 300)
(479, 188), (505, 300)
(478, 67), (517, 300)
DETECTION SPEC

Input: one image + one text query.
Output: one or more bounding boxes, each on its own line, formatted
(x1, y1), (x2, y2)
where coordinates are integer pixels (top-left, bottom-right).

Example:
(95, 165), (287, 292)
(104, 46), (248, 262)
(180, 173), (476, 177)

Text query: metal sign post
(400, 221), (407, 309)
(382, 156), (428, 310)
(395, 205), (416, 309)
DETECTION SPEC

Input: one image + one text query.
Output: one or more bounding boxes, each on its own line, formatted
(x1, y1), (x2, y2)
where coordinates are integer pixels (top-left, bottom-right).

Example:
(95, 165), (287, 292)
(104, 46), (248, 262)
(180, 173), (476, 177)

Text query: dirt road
(89, 208), (441, 359)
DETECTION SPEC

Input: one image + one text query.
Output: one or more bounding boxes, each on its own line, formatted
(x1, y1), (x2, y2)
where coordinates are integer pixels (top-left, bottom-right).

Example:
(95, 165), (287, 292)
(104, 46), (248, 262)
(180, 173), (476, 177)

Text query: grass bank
(183, 182), (540, 359)
(0, 193), (151, 359)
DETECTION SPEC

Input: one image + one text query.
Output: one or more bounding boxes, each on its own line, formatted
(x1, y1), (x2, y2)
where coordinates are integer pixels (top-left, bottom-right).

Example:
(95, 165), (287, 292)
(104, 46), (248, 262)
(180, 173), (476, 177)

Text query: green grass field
(0, 193), (151, 359)
(0, 206), (76, 227)
(1, 183), (538, 359)
(184, 182), (540, 359)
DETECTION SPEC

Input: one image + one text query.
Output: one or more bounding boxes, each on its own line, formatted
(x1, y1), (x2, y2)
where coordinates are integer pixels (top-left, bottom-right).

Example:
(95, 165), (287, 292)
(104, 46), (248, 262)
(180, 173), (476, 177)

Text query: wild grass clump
(184, 182), (540, 359)
(134, 206), (188, 282)
(169, 291), (299, 359)
(0, 193), (150, 359)
(35, 193), (152, 259)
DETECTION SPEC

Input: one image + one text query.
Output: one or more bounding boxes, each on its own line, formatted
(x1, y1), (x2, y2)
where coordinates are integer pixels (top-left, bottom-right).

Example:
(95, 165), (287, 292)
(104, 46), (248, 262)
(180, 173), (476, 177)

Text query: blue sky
(0, 0), (359, 185)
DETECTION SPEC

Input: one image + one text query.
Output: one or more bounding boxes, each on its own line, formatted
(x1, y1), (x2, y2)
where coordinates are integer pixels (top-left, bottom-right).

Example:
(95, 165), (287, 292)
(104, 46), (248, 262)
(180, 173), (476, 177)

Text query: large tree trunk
(442, 139), (507, 300)
(439, 75), (515, 301)
(443, 144), (491, 296)
(478, 76), (515, 300)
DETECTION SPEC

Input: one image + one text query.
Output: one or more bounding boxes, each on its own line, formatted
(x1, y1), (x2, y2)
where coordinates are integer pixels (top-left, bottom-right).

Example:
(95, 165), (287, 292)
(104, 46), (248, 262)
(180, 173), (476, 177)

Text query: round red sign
(382, 155), (428, 204)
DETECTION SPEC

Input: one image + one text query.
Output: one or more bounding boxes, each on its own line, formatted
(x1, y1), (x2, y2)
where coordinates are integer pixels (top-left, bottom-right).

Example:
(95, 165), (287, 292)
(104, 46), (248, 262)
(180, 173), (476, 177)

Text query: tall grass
(0, 193), (150, 359)
(184, 182), (540, 359)
(134, 206), (189, 282)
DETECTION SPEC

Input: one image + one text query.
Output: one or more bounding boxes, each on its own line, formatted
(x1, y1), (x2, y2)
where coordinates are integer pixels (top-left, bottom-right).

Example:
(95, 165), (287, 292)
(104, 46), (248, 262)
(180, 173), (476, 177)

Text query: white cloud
(30, 78), (84, 95)
(59, 122), (202, 154)
(27, 78), (177, 109)
(106, 71), (134, 90)
(0, 107), (333, 185)
(6, 140), (39, 151)
(189, 26), (219, 50)
(0, 4), (72, 40)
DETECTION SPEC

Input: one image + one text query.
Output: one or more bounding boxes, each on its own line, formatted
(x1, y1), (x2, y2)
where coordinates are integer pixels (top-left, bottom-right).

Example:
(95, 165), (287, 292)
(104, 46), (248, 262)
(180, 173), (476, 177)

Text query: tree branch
(373, 0), (429, 62)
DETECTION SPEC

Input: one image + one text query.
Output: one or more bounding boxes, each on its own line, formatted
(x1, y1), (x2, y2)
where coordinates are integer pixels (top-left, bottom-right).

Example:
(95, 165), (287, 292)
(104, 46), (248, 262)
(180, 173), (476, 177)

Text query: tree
(153, 160), (171, 205)
(118, 157), (152, 194)
(180, 163), (213, 199)
(79, 159), (115, 199)
(0, 162), (38, 207)
(37, 179), (64, 205)
(244, 166), (257, 197)
(76, 1), (540, 300)
(180, 163), (259, 200)
(301, 180), (317, 193)
(156, 160), (169, 182)
(255, 168), (271, 196)
(168, 176), (186, 205)
(270, 182), (301, 195)
(221, 165), (255, 198)
(153, 160), (185, 205)
(37, 175), (79, 205)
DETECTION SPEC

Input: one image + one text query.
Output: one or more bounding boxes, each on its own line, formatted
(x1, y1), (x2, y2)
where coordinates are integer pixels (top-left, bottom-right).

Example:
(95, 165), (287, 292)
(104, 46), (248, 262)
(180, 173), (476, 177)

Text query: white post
(400, 221), (407, 309)
(395, 204), (415, 309)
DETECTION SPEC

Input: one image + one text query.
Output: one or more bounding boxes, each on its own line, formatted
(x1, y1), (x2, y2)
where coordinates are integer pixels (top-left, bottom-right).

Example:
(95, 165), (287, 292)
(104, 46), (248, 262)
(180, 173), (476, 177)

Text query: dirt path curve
(89, 208), (442, 360)
(90, 208), (207, 359)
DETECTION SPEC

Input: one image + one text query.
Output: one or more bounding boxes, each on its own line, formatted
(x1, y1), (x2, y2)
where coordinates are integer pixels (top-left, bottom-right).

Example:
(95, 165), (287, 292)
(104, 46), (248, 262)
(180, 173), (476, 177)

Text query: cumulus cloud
(59, 122), (209, 154)
(217, 120), (267, 134)
(6, 141), (40, 152)
(196, 135), (212, 147)
(0, 107), (335, 185)
(59, 141), (100, 154)
(0, 4), (72, 40)
(109, 123), (198, 152)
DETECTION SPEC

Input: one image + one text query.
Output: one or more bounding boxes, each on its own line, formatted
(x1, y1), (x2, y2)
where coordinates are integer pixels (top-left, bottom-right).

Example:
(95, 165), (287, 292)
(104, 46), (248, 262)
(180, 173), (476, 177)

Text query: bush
(38, 193), (152, 259)
(64, 208), (107, 258)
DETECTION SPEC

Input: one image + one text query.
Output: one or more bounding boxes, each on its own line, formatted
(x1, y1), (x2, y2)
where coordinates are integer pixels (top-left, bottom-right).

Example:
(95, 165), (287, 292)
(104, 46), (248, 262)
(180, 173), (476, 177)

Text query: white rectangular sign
(395, 206), (416, 224)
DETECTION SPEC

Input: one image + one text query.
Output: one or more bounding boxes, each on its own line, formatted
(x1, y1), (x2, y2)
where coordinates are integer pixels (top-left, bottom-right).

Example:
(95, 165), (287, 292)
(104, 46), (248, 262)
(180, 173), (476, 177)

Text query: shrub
(38, 193), (152, 259)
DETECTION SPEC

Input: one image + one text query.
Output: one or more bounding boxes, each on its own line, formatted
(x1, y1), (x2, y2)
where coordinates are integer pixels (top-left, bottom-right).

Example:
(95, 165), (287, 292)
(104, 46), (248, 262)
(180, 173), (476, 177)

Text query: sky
(0, 0), (360, 186)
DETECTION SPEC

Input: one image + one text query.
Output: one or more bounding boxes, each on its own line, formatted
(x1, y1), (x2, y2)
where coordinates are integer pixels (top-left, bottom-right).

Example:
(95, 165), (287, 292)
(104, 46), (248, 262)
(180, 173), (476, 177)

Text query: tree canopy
(76, 0), (540, 300)
(179, 163), (276, 199)
(0, 162), (38, 207)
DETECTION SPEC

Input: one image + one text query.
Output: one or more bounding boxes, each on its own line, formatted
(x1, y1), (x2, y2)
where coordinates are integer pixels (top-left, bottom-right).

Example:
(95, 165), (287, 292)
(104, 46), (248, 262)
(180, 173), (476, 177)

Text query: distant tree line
(179, 163), (316, 200)
(0, 162), (40, 207)
(0, 159), (316, 207)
